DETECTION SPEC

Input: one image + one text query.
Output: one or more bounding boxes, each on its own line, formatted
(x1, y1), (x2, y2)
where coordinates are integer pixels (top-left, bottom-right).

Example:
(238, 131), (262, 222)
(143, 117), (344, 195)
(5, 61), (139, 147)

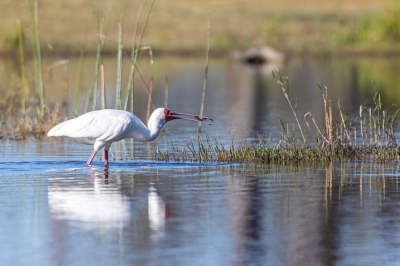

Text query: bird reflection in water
(47, 167), (130, 231)
(148, 182), (171, 242)
(48, 167), (171, 244)
(91, 166), (109, 184)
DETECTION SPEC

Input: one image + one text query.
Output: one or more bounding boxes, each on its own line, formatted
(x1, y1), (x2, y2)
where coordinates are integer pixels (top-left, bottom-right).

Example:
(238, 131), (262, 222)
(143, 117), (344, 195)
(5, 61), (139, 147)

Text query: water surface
(0, 141), (400, 265)
(1, 56), (400, 265)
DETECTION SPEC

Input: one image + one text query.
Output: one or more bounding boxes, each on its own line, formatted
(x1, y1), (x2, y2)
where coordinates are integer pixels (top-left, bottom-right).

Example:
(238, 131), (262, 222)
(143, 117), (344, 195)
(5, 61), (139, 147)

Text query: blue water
(0, 141), (400, 266)
(2, 56), (400, 265)
(0, 159), (227, 174)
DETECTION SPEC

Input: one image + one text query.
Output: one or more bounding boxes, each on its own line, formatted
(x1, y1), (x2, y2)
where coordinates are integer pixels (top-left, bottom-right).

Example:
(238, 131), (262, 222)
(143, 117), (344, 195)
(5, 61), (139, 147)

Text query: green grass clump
(155, 72), (400, 164)
(155, 133), (400, 164)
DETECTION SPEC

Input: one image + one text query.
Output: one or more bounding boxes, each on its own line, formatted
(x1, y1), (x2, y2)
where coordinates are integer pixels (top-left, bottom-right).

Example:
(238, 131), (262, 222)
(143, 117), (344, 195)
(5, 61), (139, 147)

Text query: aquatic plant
(123, 0), (156, 115)
(84, 15), (104, 113)
(155, 73), (400, 164)
(198, 17), (211, 131)
(31, 0), (44, 107)
(17, 19), (27, 115)
(115, 14), (124, 110)
(74, 16), (91, 117)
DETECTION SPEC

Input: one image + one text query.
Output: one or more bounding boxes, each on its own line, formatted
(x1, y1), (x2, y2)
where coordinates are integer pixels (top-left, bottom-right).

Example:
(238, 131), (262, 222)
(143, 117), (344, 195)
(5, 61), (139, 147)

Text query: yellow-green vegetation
(1, 0), (399, 57)
(338, 2), (400, 46)
(155, 73), (400, 164)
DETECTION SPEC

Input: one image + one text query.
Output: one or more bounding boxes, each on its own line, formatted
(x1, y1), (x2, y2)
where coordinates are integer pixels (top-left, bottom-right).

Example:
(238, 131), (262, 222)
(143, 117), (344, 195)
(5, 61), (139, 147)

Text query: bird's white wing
(47, 110), (136, 141)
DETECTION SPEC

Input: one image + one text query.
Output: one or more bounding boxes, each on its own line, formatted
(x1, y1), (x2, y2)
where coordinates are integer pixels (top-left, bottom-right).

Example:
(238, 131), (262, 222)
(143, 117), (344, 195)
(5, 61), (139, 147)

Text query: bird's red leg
(104, 150), (109, 167)
(86, 150), (98, 166)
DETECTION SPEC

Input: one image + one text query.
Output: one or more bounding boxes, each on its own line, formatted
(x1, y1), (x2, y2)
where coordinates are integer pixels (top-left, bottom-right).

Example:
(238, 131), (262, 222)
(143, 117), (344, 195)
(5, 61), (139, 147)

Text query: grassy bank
(1, 0), (400, 57)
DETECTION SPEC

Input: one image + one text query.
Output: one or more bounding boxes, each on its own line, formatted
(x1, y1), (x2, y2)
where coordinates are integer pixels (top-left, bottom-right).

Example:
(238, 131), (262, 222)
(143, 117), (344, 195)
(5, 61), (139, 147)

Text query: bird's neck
(147, 120), (164, 141)
(127, 113), (165, 142)
(129, 119), (164, 142)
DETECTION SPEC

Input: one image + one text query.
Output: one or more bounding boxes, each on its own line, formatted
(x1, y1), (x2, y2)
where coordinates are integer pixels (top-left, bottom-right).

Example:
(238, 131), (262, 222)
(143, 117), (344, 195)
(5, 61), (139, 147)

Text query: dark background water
(2, 56), (400, 140)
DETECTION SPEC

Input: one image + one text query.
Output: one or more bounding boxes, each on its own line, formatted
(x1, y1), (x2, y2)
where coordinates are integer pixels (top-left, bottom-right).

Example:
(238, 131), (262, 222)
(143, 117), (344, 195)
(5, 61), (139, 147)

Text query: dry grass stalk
(273, 71), (307, 144)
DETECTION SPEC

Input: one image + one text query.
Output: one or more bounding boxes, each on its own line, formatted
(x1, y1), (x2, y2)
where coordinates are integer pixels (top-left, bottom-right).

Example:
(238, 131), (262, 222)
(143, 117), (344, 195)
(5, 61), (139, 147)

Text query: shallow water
(0, 142), (400, 265)
(2, 56), (400, 265)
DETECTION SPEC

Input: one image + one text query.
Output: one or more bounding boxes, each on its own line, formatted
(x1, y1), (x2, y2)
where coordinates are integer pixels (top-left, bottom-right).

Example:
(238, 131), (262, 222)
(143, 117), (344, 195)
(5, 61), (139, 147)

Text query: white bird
(47, 108), (212, 166)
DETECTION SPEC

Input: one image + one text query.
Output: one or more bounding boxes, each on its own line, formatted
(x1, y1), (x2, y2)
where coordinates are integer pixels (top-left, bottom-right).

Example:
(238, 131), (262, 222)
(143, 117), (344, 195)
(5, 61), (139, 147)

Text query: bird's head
(148, 108), (213, 130)
(163, 108), (213, 124)
(146, 108), (213, 139)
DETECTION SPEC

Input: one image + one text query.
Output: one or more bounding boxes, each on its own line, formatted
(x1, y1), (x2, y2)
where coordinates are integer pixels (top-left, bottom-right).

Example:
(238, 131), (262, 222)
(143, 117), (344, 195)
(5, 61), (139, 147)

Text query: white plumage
(47, 108), (212, 166)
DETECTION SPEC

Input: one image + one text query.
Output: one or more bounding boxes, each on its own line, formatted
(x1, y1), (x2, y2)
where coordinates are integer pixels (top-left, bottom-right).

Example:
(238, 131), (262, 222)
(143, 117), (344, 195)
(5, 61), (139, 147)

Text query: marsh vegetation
(1, 0), (400, 164)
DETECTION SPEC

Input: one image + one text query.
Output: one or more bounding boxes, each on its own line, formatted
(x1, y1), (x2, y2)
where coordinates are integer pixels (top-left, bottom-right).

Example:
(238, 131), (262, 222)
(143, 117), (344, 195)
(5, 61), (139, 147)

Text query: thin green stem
(33, 0), (44, 107)
(74, 17), (91, 116)
(115, 14), (124, 109)
(123, 0), (156, 111)
(198, 16), (211, 130)
(92, 17), (104, 111)
(17, 19), (27, 115)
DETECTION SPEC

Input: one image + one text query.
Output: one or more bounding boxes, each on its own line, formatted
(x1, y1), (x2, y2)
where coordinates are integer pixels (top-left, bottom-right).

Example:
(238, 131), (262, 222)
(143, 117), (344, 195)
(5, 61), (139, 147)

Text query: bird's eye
(164, 109), (174, 120)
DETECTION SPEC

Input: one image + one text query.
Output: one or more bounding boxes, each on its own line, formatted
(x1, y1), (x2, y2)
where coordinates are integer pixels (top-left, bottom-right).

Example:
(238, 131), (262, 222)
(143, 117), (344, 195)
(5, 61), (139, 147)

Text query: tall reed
(164, 76), (169, 109)
(32, 0), (44, 107)
(93, 18), (105, 111)
(123, 0), (156, 111)
(123, 0), (144, 111)
(74, 17), (91, 116)
(17, 19), (27, 115)
(198, 17), (211, 130)
(115, 14), (124, 109)
(101, 64), (106, 109)
(85, 16), (104, 112)
(144, 46), (154, 121)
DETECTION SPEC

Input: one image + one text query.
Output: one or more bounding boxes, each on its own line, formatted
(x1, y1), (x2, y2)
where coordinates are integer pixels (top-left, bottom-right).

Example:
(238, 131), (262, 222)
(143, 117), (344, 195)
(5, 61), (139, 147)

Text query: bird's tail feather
(47, 120), (70, 137)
